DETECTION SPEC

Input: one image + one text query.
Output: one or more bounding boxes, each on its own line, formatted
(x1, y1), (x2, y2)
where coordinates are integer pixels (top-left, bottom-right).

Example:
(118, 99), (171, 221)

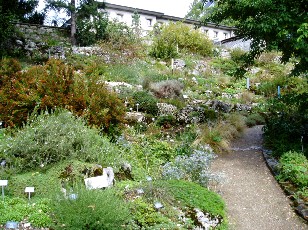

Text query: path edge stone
(262, 149), (308, 223)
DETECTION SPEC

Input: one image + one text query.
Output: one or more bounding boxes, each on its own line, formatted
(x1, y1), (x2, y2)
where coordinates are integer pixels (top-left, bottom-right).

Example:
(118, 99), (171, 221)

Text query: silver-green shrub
(0, 109), (121, 171)
(162, 145), (219, 186)
(149, 80), (184, 99)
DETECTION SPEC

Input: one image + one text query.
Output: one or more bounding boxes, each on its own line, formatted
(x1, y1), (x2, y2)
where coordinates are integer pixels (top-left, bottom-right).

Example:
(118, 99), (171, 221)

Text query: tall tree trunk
(70, 0), (76, 46)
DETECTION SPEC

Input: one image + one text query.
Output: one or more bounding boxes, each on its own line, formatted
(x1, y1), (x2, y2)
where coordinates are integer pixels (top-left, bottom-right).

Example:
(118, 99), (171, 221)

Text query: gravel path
(211, 125), (307, 230)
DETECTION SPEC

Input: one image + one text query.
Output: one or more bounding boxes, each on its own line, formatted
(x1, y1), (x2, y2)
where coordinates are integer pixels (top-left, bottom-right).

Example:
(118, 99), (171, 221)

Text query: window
(214, 31), (218, 38)
(203, 29), (209, 34)
(224, 33), (228, 39)
(116, 13), (123, 21)
(146, 18), (152, 27)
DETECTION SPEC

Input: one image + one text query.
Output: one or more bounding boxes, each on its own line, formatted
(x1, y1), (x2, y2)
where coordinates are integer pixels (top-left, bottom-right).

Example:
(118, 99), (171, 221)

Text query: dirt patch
(210, 125), (307, 230)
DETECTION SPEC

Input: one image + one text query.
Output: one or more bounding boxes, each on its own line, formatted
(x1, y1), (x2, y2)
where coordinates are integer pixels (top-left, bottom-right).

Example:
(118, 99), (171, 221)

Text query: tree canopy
(198, 0), (308, 76)
(45, 0), (101, 45)
(0, 0), (45, 56)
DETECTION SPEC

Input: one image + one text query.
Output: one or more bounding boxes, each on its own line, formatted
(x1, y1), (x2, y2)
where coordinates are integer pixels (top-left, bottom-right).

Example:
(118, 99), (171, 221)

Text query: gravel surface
(211, 126), (307, 230)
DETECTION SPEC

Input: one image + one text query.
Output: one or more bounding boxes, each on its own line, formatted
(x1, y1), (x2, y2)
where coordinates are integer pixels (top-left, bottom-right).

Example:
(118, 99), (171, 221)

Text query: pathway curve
(211, 125), (307, 230)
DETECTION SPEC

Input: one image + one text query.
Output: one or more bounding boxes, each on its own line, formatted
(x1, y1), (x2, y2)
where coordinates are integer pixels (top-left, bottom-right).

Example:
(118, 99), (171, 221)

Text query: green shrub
(76, 14), (109, 46)
(156, 115), (177, 128)
(277, 151), (308, 189)
(0, 110), (121, 171)
(150, 22), (213, 59)
(263, 92), (308, 157)
(51, 188), (131, 230)
(132, 91), (159, 116)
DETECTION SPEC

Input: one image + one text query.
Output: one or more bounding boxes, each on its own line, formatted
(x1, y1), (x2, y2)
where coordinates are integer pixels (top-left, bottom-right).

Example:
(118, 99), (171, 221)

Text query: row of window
(202, 28), (229, 39)
(116, 13), (153, 27)
(115, 13), (229, 39)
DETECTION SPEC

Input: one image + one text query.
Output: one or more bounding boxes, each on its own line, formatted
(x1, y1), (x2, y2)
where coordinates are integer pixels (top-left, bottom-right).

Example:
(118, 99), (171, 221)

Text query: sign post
(0, 180), (8, 202)
(25, 187), (35, 203)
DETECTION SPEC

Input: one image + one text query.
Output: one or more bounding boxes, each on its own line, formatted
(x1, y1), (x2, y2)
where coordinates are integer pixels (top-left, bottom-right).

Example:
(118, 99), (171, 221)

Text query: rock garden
(0, 20), (307, 229)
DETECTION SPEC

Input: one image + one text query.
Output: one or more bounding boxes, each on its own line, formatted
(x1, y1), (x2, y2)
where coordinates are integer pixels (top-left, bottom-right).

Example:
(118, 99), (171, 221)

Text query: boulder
(210, 100), (233, 113)
(173, 59), (186, 69)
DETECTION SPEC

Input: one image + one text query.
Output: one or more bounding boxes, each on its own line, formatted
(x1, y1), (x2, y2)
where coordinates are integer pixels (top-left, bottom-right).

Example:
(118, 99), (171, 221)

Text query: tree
(45, 0), (100, 46)
(0, 0), (45, 56)
(201, 0), (308, 76)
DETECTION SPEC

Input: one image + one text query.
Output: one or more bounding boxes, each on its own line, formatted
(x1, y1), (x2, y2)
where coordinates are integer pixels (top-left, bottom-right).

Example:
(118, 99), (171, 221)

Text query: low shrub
(149, 80), (184, 99)
(0, 58), (22, 79)
(132, 91), (159, 116)
(195, 114), (246, 153)
(156, 115), (177, 128)
(276, 151), (308, 189)
(0, 59), (126, 134)
(162, 145), (218, 186)
(51, 188), (131, 230)
(0, 110), (121, 171)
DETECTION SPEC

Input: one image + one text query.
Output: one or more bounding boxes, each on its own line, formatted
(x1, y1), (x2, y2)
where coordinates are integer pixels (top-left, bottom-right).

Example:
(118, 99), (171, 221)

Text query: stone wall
(13, 23), (70, 58)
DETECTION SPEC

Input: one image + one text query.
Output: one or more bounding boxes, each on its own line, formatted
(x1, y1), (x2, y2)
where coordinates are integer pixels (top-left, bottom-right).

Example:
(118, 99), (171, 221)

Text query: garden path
(210, 125), (307, 230)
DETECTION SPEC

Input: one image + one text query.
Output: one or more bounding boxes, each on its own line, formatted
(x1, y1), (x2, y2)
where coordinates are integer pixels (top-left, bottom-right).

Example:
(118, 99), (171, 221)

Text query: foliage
(0, 0), (45, 24)
(208, 0), (308, 76)
(124, 137), (176, 180)
(0, 58), (126, 133)
(51, 187), (131, 230)
(162, 145), (217, 186)
(158, 180), (227, 228)
(196, 113), (246, 153)
(132, 91), (159, 116)
(245, 113), (265, 127)
(0, 110), (121, 171)
(263, 92), (308, 157)
(102, 20), (140, 51)
(45, 0), (99, 45)
(0, 198), (52, 227)
(0, 0), (45, 56)
(149, 80), (184, 99)
(76, 13), (109, 46)
(130, 198), (171, 228)
(156, 115), (177, 128)
(150, 22), (213, 59)
(276, 151), (308, 190)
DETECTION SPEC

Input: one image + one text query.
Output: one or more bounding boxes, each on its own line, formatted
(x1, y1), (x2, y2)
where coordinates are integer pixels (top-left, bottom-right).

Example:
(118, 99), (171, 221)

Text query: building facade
(100, 2), (234, 42)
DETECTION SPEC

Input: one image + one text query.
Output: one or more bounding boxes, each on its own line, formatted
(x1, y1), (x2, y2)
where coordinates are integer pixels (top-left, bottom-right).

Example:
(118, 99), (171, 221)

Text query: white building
(99, 2), (235, 42)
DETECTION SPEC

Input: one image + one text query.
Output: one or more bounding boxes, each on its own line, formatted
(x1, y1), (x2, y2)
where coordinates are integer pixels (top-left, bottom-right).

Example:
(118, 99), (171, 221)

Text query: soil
(210, 125), (307, 230)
